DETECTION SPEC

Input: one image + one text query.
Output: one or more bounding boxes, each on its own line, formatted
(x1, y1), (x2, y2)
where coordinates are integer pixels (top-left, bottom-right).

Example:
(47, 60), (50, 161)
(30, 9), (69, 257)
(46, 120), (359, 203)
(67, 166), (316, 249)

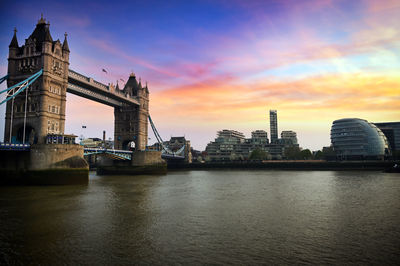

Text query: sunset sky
(0, 0), (399, 150)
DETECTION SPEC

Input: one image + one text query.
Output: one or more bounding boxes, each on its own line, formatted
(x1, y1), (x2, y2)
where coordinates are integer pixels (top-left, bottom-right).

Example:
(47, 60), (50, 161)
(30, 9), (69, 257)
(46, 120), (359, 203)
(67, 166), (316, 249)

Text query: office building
(374, 122), (400, 152)
(331, 118), (390, 160)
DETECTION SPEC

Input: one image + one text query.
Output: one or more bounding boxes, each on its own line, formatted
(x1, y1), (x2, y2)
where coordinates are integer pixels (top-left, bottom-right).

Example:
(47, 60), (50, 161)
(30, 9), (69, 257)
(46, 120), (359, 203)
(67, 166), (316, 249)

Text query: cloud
(150, 72), (400, 126)
(86, 38), (179, 79)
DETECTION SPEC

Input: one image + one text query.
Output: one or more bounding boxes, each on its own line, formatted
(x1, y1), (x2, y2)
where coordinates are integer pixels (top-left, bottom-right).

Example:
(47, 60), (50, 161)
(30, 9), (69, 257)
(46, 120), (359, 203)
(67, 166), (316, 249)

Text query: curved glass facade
(331, 118), (390, 158)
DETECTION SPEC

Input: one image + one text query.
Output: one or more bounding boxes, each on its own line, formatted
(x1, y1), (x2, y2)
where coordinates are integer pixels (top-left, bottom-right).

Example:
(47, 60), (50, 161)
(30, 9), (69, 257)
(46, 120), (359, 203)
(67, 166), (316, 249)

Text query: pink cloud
(86, 38), (179, 79)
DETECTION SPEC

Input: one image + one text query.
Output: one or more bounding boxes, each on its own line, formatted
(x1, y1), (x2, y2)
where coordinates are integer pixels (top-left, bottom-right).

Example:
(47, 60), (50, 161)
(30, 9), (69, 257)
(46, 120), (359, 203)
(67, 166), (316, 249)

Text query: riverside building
(281, 130), (298, 145)
(205, 128), (298, 161)
(270, 110), (278, 144)
(331, 118), (390, 160)
(374, 122), (400, 153)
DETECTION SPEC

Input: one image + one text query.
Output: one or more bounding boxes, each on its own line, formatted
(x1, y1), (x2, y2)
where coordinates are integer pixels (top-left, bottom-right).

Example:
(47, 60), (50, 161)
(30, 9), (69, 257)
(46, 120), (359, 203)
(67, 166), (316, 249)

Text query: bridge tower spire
(5, 16), (69, 144)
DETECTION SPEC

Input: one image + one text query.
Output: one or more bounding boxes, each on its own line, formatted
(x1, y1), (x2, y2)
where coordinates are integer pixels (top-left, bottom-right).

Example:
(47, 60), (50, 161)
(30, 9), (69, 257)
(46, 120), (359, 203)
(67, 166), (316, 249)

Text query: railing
(0, 142), (31, 151)
(84, 148), (132, 160)
(84, 147), (132, 154)
(67, 83), (124, 107)
(68, 69), (109, 91)
(68, 69), (140, 106)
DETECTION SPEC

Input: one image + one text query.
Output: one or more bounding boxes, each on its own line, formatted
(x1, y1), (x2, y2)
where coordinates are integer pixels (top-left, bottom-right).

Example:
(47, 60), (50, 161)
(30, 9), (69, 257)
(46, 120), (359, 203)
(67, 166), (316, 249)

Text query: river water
(1, 170), (399, 265)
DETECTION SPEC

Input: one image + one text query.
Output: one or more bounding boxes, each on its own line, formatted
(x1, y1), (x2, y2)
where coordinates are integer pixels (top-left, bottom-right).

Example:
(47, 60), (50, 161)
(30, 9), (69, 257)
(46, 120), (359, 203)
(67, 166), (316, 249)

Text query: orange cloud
(150, 72), (400, 128)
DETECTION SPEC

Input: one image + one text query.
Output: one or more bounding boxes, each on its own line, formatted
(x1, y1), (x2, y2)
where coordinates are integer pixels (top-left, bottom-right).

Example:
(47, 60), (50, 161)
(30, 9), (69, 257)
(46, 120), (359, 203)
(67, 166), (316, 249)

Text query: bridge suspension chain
(148, 115), (167, 151)
(0, 69), (43, 105)
(148, 115), (186, 156)
(0, 74), (8, 85)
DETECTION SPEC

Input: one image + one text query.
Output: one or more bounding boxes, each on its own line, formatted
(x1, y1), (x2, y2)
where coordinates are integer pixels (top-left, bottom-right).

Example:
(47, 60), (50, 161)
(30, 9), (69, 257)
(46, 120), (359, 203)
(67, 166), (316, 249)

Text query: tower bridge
(0, 16), (191, 184)
(3, 16), (149, 151)
(0, 16), (179, 184)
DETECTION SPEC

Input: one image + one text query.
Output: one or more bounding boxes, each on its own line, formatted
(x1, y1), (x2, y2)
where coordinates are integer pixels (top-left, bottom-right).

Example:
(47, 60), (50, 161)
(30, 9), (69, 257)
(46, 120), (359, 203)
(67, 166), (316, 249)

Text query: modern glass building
(331, 118), (390, 160)
(374, 122), (400, 152)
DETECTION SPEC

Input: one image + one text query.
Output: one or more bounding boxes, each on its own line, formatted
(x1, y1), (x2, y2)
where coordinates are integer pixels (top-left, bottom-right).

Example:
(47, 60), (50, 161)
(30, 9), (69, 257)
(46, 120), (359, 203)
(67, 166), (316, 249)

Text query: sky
(0, 0), (399, 151)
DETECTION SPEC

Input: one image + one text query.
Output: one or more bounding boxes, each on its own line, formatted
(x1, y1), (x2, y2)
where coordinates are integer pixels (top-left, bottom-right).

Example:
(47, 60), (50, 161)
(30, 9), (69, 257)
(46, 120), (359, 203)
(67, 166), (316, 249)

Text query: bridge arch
(122, 139), (135, 151)
(14, 123), (37, 144)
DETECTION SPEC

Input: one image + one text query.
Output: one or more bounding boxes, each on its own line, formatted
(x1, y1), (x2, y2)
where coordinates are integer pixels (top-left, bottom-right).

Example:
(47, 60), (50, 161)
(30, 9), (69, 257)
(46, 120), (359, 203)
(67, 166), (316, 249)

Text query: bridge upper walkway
(67, 69), (139, 107)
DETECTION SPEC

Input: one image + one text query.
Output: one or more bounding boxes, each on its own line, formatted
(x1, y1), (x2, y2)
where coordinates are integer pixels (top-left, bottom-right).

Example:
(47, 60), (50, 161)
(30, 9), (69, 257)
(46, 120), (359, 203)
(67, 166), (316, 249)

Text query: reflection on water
(1, 171), (399, 264)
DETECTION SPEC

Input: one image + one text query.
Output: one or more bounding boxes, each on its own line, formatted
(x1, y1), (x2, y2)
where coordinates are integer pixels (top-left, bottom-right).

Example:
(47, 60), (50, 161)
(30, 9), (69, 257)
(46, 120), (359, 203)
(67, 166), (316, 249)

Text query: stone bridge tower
(114, 74), (149, 151)
(5, 16), (69, 144)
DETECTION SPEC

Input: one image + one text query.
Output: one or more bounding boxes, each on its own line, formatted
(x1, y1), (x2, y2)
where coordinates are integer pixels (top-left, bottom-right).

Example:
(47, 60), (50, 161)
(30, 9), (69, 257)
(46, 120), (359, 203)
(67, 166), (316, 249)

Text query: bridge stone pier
(1, 16), (159, 184)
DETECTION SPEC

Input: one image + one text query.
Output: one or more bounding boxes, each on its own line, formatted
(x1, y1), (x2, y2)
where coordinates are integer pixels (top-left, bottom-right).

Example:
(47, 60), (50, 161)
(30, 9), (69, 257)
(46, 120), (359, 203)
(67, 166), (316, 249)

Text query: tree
(314, 150), (323, 160)
(249, 148), (269, 160)
(284, 146), (302, 160)
(300, 149), (312, 160)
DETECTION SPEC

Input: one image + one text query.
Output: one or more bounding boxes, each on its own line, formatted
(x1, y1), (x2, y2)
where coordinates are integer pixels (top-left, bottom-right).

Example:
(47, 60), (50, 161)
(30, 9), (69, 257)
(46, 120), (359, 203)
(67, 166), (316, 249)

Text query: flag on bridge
(102, 69), (108, 74)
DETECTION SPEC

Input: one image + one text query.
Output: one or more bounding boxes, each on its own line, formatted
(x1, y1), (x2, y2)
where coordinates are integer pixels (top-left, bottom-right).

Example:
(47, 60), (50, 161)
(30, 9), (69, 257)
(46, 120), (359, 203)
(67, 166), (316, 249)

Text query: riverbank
(167, 160), (399, 171)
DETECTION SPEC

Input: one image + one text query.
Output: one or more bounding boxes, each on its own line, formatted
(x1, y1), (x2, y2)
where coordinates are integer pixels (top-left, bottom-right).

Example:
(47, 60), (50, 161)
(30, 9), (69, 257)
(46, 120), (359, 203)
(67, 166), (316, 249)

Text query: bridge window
(52, 106), (55, 113)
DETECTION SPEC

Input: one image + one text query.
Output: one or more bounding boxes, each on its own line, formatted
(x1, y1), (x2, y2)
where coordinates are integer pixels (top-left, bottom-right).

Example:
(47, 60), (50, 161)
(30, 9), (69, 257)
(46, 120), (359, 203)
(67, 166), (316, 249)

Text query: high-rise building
(270, 110), (278, 144)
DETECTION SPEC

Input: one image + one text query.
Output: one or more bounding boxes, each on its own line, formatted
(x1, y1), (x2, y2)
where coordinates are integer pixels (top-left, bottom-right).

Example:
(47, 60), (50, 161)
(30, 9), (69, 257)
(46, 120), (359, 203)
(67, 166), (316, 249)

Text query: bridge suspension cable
(0, 74), (8, 85)
(0, 69), (43, 105)
(148, 114), (166, 150)
(0, 70), (43, 143)
(148, 115), (186, 157)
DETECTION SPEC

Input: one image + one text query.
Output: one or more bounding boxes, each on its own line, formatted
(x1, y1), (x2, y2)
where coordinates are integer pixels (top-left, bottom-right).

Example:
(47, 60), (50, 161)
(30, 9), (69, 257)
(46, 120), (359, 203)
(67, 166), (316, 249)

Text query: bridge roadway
(67, 69), (139, 107)
(0, 143), (185, 161)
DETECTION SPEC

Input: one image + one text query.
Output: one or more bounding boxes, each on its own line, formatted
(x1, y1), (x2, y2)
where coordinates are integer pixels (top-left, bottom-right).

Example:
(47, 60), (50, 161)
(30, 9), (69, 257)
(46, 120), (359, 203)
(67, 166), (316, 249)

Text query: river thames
(1, 170), (399, 264)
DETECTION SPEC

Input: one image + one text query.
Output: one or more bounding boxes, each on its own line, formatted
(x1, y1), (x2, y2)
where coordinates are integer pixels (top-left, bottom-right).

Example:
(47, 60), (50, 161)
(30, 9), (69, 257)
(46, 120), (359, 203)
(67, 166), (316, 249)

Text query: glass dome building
(331, 118), (390, 160)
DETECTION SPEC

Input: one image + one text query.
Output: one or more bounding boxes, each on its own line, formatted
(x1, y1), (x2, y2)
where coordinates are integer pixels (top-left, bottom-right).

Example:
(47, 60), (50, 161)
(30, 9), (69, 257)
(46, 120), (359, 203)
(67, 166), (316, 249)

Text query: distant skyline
(0, 0), (399, 150)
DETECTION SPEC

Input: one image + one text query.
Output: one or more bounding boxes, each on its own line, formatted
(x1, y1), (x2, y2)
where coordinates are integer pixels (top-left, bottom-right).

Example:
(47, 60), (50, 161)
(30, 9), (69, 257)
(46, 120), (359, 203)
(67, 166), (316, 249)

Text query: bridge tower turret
(4, 16), (69, 144)
(114, 73), (149, 151)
